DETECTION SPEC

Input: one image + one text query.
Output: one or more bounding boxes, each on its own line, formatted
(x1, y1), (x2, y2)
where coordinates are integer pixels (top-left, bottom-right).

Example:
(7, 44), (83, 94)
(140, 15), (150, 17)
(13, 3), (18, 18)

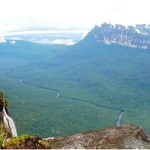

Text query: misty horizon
(0, 0), (150, 34)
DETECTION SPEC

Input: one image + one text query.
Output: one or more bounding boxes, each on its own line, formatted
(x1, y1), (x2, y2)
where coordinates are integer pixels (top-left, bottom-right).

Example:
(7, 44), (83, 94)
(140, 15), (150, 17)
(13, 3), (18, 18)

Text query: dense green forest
(0, 40), (150, 137)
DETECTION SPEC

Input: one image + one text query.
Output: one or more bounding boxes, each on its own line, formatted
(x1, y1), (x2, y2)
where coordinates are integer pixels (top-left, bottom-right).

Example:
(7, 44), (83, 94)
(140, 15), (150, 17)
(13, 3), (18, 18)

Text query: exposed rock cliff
(4, 125), (150, 149)
(85, 22), (150, 49)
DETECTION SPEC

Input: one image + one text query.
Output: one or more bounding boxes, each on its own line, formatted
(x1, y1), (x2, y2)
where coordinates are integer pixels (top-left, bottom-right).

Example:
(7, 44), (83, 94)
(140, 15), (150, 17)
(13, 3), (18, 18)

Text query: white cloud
(50, 39), (75, 45)
(10, 40), (16, 44)
(0, 36), (7, 43)
(0, 0), (150, 33)
(4, 30), (87, 36)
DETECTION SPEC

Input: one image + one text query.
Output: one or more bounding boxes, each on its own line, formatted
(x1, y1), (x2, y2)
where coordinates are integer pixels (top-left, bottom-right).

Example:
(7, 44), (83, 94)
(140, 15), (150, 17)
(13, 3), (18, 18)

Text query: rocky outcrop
(85, 22), (150, 49)
(46, 124), (150, 149)
(4, 124), (150, 149)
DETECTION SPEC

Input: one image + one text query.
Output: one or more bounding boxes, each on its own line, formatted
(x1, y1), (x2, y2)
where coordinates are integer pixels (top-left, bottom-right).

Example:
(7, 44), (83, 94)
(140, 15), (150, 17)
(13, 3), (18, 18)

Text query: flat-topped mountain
(83, 22), (150, 49)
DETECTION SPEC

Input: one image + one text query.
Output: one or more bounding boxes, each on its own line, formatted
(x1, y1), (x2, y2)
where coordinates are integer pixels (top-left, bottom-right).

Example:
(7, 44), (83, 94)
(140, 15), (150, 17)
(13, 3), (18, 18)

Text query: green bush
(0, 123), (7, 148)
(4, 134), (50, 149)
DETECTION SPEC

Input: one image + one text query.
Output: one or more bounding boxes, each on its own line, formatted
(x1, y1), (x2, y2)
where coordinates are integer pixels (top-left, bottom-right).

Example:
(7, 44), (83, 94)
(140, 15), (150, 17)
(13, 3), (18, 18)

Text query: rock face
(85, 22), (150, 49)
(4, 124), (150, 149)
(46, 124), (150, 149)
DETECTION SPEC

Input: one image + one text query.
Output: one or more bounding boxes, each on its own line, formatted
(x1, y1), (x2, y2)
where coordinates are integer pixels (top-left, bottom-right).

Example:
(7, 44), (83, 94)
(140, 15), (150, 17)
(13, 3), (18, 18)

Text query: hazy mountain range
(1, 22), (150, 48)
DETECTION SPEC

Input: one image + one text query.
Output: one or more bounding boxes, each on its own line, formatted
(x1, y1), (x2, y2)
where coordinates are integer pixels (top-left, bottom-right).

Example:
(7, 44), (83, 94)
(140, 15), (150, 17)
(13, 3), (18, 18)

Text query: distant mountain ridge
(84, 22), (150, 49)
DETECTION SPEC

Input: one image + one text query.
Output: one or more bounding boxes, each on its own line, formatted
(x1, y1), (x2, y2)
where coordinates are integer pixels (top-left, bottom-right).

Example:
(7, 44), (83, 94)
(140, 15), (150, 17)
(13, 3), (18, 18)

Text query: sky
(0, 0), (150, 33)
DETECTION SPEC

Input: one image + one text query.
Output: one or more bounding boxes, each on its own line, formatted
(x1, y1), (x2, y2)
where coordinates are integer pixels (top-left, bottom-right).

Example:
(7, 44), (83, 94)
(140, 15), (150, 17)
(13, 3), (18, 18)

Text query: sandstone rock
(4, 124), (150, 149)
(47, 124), (150, 149)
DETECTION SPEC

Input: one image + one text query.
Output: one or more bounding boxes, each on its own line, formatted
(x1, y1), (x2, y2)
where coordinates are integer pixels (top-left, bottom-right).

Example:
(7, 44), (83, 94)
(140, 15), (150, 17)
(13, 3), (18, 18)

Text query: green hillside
(0, 40), (150, 137)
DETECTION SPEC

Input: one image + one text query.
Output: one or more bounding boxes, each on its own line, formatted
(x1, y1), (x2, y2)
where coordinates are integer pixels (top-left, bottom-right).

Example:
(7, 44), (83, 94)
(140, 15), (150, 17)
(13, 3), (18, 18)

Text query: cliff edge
(4, 124), (150, 149)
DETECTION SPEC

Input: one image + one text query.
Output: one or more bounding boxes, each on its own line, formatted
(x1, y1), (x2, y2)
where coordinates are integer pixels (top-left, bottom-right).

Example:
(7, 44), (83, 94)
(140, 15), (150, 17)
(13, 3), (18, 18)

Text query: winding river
(19, 79), (125, 126)
(6, 75), (125, 127)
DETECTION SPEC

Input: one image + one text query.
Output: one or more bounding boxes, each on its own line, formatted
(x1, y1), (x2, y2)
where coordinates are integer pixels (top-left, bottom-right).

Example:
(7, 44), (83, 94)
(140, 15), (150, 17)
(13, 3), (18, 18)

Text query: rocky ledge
(4, 124), (150, 149)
